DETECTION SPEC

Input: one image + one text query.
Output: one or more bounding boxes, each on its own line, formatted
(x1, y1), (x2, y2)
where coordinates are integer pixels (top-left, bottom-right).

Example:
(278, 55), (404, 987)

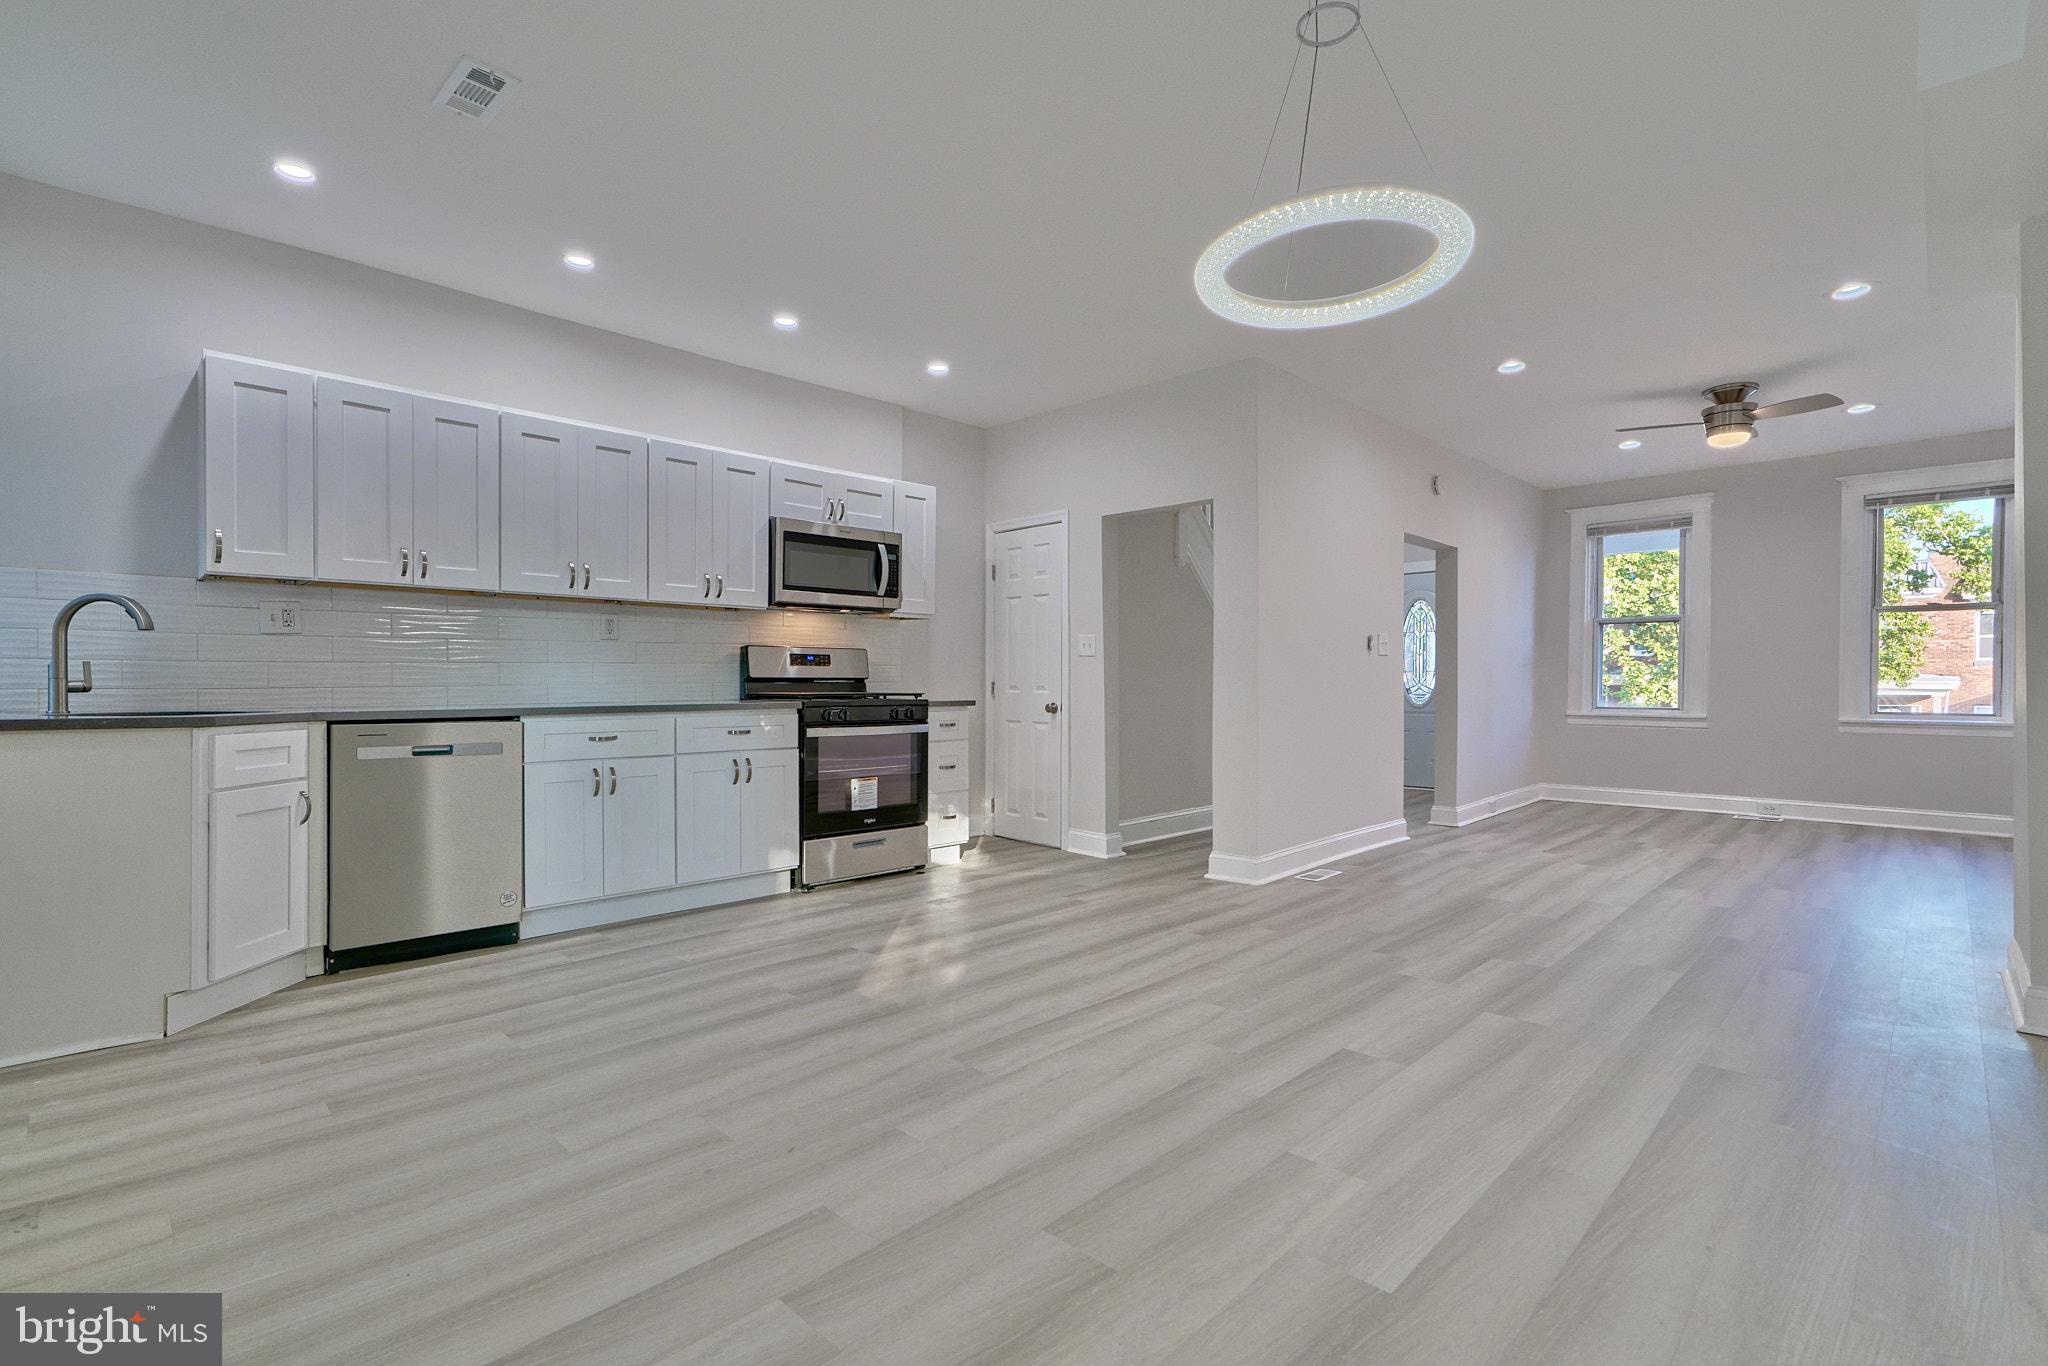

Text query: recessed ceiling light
(1830, 281), (1873, 301)
(562, 252), (596, 272)
(1495, 359), (1527, 374)
(771, 313), (800, 332)
(1617, 439), (1643, 450)
(271, 159), (317, 184)
(926, 360), (951, 377)
(1846, 402), (1877, 414)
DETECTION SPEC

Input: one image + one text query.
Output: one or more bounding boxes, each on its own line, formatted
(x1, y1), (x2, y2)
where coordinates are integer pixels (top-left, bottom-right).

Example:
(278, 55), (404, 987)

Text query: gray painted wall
(1111, 505), (1213, 829)
(1534, 427), (2016, 818)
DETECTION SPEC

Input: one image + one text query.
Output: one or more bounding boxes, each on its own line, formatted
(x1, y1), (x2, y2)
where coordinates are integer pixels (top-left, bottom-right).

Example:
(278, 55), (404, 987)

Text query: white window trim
(1567, 493), (1712, 724)
(1836, 458), (2014, 734)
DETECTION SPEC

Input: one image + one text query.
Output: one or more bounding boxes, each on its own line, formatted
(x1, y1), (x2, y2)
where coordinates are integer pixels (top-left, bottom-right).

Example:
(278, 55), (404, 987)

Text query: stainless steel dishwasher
(328, 720), (524, 972)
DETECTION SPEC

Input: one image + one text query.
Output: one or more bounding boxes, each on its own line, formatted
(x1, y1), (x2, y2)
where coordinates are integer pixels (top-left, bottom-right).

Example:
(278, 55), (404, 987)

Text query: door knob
(1045, 701), (1060, 714)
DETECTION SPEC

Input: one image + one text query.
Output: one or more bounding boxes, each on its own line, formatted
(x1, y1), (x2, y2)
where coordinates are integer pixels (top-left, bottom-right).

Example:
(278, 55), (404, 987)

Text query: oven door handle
(813, 722), (928, 737)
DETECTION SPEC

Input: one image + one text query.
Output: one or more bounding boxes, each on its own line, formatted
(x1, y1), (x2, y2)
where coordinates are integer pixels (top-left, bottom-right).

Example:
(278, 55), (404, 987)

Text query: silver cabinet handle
(745, 756), (753, 783)
(938, 721), (958, 729)
(582, 562), (592, 591)
(938, 763), (958, 771)
(419, 551), (429, 581)
(399, 546), (409, 578)
(213, 529), (224, 565)
(703, 573), (711, 597)
(588, 734), (618, 743)
(1045, 701), (1060, 714)
(731, 757), (740, 785)
(608, 765), (618, 796)
(296, 790), (311, 825)
(715, 573), (724, 598)
(567, 561), (577, 586)
(592, 766), (602, 797)
(727, 728), (752, 735)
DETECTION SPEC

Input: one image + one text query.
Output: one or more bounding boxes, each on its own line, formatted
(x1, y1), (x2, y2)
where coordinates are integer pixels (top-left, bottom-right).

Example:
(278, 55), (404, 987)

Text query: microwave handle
(876, 541), (889, 594)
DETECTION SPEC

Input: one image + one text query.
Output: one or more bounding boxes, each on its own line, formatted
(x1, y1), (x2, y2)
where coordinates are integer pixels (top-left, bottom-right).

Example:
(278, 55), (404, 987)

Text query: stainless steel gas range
(742, 645), (928, 889)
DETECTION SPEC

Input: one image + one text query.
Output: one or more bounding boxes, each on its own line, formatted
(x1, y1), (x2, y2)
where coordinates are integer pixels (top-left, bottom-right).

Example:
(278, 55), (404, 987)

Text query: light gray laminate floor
(2, 802), (2042, 1364)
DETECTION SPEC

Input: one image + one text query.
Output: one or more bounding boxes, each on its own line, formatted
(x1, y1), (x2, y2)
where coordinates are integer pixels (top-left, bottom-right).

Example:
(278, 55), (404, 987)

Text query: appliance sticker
(849, 776), (879, 811)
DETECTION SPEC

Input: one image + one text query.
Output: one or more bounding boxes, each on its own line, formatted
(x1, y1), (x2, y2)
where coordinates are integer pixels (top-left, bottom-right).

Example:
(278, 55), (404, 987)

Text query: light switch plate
(599, 614), (621, 641)
(1077, 634), (1097, 657)
(259, 600), (301, 634)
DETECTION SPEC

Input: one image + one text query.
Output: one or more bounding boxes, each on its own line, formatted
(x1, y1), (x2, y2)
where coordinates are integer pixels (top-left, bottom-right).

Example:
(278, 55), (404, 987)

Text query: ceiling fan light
(1705, 428), (1753, 449)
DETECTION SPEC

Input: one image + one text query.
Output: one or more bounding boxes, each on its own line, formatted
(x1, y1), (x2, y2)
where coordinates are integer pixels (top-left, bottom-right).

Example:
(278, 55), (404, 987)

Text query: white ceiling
(0, 1), (2040, 487)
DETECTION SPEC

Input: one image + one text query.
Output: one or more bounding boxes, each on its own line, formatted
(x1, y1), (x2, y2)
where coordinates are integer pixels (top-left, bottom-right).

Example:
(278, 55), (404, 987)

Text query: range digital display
(789, 652), (832, 668)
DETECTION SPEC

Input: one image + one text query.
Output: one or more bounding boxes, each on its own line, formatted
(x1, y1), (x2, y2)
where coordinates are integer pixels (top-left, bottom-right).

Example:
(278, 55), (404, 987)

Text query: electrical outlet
(599, 614), (621, 642)
(259, 600), (301, 634)
(1077, 634), (1097, 658)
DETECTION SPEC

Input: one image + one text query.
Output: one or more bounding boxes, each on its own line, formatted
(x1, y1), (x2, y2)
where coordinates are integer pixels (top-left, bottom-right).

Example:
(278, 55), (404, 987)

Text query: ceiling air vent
(433, 58), (518, 122)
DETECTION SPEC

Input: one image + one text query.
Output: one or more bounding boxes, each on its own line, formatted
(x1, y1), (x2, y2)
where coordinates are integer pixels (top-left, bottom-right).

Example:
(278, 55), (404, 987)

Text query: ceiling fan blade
(1752, 393), (1842, 421)
(1613, 421), (1702, 433)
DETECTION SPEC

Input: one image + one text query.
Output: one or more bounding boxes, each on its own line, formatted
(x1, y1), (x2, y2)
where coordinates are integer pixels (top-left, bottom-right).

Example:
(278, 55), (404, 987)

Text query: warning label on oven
(849, 776), (879, 811)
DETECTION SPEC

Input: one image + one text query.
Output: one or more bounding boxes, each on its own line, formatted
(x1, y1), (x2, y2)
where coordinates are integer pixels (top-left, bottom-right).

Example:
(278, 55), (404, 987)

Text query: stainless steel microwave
(770, 518), (903, 612)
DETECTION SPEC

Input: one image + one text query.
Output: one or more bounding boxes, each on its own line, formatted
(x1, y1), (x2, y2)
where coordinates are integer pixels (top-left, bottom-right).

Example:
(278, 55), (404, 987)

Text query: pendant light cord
(1358, 22), (1432, 173)
(1295, 6), (1321, 197)
(1250, 39), (1304, 208)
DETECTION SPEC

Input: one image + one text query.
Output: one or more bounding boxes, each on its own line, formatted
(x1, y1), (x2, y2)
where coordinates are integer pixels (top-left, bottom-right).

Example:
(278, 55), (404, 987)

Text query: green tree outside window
(1875, 499), (1994, 689)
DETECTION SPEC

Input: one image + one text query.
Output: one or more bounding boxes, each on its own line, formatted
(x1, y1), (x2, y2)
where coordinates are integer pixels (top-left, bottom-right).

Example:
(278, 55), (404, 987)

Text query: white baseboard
(1207, 818), (1407, 886)
(1429, 785), (1545, 828)
(1120, 805), (1214, 848)
(0, 1031), (162, 1071)
(1540, 783), (2012, 838)
(166, 950), (311, 1035)
(523, 871), (790, 938)
(1064, 827), (1124, 859)
(2008, 939), (2048, 1037)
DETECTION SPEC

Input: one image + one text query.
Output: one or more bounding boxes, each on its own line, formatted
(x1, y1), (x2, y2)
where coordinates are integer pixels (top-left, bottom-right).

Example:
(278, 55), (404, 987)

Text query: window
(1838, 460), (2013, 728)
(1402, 597), (1437, 705)
(1567, 494), (1711, 722)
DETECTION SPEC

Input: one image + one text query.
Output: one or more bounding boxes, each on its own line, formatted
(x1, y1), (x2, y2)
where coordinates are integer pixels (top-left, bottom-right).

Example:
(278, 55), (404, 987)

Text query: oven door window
(805, 729), (927, 836)
(783, 531), (887, 597)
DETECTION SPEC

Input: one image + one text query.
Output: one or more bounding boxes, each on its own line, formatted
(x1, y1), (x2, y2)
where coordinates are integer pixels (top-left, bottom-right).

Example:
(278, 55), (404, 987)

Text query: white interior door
(989, 519), (1067, 847)
(1402, 572), (1437, 789)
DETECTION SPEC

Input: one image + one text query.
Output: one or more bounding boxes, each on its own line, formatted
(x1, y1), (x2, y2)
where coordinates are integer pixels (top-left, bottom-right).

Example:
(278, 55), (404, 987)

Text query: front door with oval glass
(1402, 572), (1437, 789)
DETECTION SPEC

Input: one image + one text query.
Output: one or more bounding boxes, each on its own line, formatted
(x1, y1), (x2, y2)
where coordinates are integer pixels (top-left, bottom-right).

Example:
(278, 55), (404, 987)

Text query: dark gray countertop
(0, 697), (975, 732)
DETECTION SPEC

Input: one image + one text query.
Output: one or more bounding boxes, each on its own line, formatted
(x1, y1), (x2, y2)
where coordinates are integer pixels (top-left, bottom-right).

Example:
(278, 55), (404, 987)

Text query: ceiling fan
(1617, 382), (1843, 450)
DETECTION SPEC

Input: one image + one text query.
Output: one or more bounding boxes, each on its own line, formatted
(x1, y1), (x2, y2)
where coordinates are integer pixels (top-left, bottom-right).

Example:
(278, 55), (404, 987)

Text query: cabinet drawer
(211, 729), (308, 790)
(929, 740), (969, 793)
(929, 708), (971, 739)
(928, 791), (970, 848)
(677, 711), (796, 754)
(524, 715), (674, 762)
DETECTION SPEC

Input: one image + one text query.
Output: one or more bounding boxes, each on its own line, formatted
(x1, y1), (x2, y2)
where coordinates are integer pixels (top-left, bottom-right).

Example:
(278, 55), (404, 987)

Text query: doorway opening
(1402, 540), (1440, 832)
(1106, 502), (1214, 857)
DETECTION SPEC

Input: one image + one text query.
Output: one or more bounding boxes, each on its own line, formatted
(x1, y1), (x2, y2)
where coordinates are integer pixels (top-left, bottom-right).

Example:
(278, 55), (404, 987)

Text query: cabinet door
(647, 439), (714, 605)
(676, 751), (745, 886)
(601, 755), (677, 895)
(891, 480), (937, 618)
(833, 473), (897, 532)
(202, 355), (315, 579)
(500, 414), (581, 596)
(710, 451), (773, 608)
(523, 760), (607, 908)
(413, 397), (500, 592)
(208, 780), (308, 980)
(578, 426), (649, 600)
(314, 378), (415, 585)
(768, 463), (833, 524)
(740, 748), (800, 874)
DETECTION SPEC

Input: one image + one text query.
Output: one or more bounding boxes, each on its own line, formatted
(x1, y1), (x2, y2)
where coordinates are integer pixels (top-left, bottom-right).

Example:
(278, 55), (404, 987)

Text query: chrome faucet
(48, 594), (155, 718)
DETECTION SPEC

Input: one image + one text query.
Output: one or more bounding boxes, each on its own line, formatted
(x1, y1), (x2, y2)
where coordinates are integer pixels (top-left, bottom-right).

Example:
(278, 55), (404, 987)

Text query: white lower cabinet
(207, 781), (310, 980)
(602, 756), (678, 895)
(523, 711), (799, 917)
(927, 707), (974, 855)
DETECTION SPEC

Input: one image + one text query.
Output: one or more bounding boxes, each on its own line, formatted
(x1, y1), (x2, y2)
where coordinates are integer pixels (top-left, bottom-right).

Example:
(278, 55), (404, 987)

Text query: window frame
(1836, 459), (2014, 733)
(1978, 609), (1996, 665)
(1566, 493), (1712, 726)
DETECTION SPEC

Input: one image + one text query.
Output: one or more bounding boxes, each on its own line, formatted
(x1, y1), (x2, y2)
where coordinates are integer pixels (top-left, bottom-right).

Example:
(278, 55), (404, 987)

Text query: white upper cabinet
(500, 413), (582, 597)
(769, 463), (896, 531)
(577, 426), (649, 600)
(648, 440), (714, 605)
(314, 378), (415, 585)
(412, 397), (500, 591)
(892, 480), (937, 618)
(650, 442), (771, 609)
(202, 354), (315, 579)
